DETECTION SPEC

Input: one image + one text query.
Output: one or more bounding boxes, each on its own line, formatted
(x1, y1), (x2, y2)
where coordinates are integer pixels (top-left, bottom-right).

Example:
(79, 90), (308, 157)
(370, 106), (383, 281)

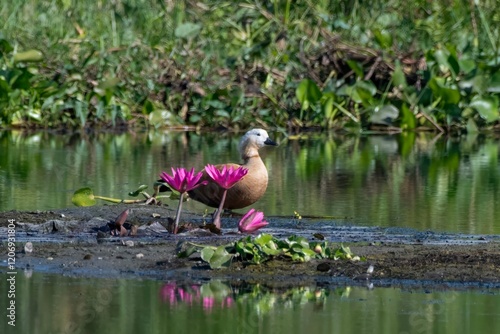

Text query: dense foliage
(1, 0), (500, 131)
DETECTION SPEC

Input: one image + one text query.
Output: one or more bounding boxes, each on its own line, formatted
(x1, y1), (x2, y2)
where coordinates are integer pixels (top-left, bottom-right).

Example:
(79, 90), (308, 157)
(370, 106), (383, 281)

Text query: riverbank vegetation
(1, 0), (499, 132)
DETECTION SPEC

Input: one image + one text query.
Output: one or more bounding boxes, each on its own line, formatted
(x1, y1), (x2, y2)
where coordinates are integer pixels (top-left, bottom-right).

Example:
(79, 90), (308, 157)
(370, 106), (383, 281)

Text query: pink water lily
(205, 164), (248, 229)
(238, 208), (268, 233)
(160, 167), (206, 193)
(160, 167), (207, 233)
(205, 164), (248, 190)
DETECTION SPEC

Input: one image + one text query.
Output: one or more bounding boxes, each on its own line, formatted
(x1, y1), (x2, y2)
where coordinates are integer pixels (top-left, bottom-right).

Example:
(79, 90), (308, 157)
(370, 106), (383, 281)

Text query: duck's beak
(264, 137), (278, 146)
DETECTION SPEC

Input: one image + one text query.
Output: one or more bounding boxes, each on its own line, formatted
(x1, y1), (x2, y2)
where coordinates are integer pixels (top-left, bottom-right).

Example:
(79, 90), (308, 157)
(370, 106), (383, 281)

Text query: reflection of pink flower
(159, 283), (235, 312)
(160, 167), (207, 233)
(203, 297), (215, 311)
(204, 164), (248, 229)
(238, 209), (268, 233)
(222, 296), (234, 308)
(160, 283), (177, 305)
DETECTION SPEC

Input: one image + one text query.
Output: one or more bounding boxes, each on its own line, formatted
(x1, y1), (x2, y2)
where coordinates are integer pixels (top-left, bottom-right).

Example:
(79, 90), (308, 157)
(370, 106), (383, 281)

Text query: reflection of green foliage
(161, 280), (332, 315)
(3, 130), (500, 234)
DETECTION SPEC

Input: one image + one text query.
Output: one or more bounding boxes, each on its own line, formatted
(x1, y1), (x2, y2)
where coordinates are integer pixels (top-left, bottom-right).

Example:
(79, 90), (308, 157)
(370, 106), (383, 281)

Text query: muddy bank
(1, 205), (500, 288)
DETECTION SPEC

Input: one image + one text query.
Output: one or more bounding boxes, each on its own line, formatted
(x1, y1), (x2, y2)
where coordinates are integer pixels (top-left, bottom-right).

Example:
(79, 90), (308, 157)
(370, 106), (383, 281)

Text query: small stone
(83, 254), (92, 260)
(136, 253), (144, 259)
(152, 213), (161, 218)
(60, 213), (66, 218)
(123, 240), (134, 247)
(317, 262), (331, 272)
(47, 257), (54, 261)
(96, 230), (109, 239)
(97, 257), (103, 260)
(24, 242), (33, 254)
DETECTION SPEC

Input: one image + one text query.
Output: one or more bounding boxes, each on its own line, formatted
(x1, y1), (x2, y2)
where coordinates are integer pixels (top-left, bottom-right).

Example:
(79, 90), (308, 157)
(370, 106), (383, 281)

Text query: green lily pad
(71, 187), (97, 207)
(128, 184), (148, 197)
(201, 245), (233, 269)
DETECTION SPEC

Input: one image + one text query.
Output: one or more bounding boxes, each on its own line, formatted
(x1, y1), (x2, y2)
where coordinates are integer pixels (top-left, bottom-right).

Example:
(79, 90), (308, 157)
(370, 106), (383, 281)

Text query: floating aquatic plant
(238, 209), (268, 234)
(204, 164), (248, 228)
(71, 183), (171, 207)
(160, 167), (207, 233)
(178, 234), (363, 269)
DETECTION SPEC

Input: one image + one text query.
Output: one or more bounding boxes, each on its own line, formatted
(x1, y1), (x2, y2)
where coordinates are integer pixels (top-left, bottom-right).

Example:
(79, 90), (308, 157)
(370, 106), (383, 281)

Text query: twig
(416, 111), (445, 133)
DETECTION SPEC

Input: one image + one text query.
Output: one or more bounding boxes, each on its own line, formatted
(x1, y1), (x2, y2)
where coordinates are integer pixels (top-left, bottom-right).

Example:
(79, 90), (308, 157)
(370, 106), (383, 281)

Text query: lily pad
(71, 187), (97, 207)
(201, 245), (233, 269)
(128, 184), (148, 197)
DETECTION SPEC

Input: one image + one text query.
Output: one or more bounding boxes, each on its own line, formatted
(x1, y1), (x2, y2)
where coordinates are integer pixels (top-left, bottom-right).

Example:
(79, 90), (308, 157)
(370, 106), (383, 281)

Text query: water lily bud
(314, 244), (322, 254)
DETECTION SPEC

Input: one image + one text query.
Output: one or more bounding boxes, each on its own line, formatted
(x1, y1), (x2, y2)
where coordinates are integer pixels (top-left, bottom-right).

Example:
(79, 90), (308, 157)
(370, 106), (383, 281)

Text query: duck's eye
(257, 133), (261, 136)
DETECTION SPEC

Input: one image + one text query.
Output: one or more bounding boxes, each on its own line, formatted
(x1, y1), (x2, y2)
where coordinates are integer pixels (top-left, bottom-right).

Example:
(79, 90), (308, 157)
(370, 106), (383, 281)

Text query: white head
(238, 128), (277, 152)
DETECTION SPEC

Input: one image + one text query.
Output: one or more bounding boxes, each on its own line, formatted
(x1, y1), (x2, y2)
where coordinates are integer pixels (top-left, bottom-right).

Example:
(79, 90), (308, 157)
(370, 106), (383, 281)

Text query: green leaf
(71, 187), (97, 207)
(175, 22), (201, 39)
(97, 77), (120, 90)
(322, 94), (336, 120)
(373, 29), (393, 49)
(0, 38), (13, 55)
(400, 104), (416, 130)
(201, 247), (214, 262)
(369, 104), (399, 125)
(466, 118), (478, 133)
(178, 245), (198, 258)
(470, 96), (499, 123)
(392, 61), (407, 88)
(296, 79), (322, 107)
(353, 80), (377, 105)
(346, 60), (364, 78)
(254, 233), (273, 246)
(128, 185), (148, 197)
(261, 245), (282, 256)
(428, 77), (460, 104)
(202, 245), (233, 269)
(13, 49), (43, 63)
(487, 72), (500, 93)
(433, 49), (457, 77)
(459, 59), (476, 74)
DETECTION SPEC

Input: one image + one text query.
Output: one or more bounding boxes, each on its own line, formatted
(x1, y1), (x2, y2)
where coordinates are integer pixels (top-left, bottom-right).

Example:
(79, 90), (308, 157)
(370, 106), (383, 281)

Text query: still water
(2, 130), (500, 333)
(1, 130), (500, 234)
(1, 272), (499, 334)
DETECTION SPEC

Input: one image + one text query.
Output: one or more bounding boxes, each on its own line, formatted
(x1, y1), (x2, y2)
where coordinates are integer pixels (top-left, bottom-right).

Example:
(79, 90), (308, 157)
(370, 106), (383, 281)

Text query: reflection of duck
(188, 129), (278, 210)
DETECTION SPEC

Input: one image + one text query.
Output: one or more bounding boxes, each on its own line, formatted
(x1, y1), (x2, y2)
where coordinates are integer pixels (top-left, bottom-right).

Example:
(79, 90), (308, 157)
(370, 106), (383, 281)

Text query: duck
(188, 128), (278, 210)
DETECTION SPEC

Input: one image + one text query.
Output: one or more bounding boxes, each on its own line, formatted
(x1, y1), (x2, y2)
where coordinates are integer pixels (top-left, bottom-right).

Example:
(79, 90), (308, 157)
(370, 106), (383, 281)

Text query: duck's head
(238, 128), (278, 152)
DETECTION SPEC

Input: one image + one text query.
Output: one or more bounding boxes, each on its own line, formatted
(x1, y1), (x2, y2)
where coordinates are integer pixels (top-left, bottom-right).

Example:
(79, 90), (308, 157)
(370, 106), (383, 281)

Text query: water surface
(1, 272), (499, 334)
(1, 130), (500, 234)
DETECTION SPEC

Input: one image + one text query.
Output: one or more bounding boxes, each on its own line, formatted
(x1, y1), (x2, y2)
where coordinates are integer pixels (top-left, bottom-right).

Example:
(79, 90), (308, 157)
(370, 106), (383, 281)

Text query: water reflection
(1, 272), (499, 334)
(1, 130), (500, 234)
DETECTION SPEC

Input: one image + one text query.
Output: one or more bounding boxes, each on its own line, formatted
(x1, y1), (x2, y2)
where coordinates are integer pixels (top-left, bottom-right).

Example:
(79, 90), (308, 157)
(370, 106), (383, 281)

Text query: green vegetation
(1, 0), (500, 131)
(179, 233), (359, 269)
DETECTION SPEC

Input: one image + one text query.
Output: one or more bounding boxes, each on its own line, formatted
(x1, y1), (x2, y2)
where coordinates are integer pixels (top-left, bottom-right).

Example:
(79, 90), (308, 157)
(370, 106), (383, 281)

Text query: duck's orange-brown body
(188, 129), (277, 210)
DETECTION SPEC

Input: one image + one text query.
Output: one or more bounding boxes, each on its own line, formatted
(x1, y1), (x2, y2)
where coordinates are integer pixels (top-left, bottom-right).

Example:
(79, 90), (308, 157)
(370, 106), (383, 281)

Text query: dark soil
(1, 205), (500, 289)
